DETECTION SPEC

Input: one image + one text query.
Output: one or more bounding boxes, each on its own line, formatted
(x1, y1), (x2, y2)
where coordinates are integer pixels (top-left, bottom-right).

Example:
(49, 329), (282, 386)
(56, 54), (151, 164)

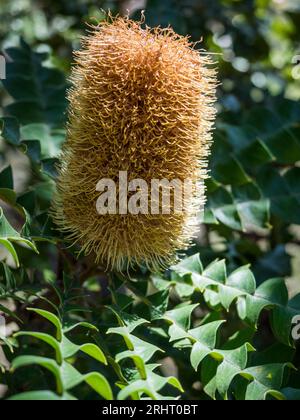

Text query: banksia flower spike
(53, 15), (217, 272)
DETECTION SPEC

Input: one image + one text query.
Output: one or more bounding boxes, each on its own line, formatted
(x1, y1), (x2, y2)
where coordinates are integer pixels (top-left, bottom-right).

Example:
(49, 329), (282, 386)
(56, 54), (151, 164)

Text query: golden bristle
(52, 16), (217, 272)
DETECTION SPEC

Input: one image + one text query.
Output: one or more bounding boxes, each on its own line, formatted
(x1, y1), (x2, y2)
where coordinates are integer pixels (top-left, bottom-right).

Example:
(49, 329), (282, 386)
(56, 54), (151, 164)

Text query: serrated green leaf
(61, 336), (107, 365)
(171, 254), (299, 346)
(189, 321), (226, 370)
(243, 364), (292, 400)
(164, 304), (198, 342)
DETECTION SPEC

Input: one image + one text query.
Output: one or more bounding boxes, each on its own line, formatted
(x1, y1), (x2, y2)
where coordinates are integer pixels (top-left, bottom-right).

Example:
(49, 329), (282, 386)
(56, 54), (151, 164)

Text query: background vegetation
(0, 0), (300, 400)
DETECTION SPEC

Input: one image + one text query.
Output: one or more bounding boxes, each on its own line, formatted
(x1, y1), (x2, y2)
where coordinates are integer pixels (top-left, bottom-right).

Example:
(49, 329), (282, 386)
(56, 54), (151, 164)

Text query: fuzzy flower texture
(53, 17), (217, 272)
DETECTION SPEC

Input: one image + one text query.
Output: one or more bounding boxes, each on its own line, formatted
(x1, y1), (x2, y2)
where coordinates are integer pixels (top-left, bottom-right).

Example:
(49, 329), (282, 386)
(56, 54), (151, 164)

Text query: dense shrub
(0, 0), (300, 401)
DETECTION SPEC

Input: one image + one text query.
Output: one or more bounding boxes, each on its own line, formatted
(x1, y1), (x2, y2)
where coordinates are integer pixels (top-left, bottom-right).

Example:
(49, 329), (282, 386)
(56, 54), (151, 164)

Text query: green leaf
(8, 391), (77, 401)
(244, 103), (300, 164)
(238, 139), (275, 168)
(257, 167), (300, 224)
(189, 321), (226, 370)
(232, 183), (270, 230)
(107, 326), (162, 361)
(27, 308), (62, 341)
(21, 140), (41, 163)
(11, 356), (64, 394)
(116, 352), (148, 379)
(206, 181), (270, 231)
(11, 356), (113, 399)
(211, 132), (251, 186)
(207, 187), (243, 231)
(41, 158), (59, 179)
(243, 364), (292, 400)
(164, 304), (199, 342)
(118, 369), (183, 400)
(3, 43), (67, 126)
(0, 302), (21, 323)
(107, 305), (149, 332)
(0, 208), (38, 267)
(246, 279), (300, 345)
(171, 254), (299, 346)
(15, 331), (63, 364)
(0, 117), (21, 146)
(60, 362), (113, 399)
(61, 336), (107, 365)
(62, 321), (99, 334)
(21, 124), (65, 158)
(214, 344), (255, 398)
(83, 371), (113, 400)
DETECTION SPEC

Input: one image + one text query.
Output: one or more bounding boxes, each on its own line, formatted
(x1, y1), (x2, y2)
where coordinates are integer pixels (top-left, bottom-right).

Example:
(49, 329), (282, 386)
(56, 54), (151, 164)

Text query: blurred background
(1, 0), (300, 109)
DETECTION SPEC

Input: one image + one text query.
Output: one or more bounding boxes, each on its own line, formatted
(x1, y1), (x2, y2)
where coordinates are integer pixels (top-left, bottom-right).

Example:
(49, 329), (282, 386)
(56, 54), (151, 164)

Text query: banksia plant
(53, 15), (217, 272)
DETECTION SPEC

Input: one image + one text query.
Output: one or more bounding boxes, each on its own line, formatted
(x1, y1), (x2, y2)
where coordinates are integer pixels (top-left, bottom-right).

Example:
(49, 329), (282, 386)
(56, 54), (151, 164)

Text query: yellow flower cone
(53, 16), (217, 272)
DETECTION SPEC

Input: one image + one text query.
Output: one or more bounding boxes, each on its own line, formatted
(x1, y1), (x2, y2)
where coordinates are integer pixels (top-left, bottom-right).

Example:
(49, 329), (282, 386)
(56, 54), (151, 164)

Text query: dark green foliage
(0, 0), (300, 401)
